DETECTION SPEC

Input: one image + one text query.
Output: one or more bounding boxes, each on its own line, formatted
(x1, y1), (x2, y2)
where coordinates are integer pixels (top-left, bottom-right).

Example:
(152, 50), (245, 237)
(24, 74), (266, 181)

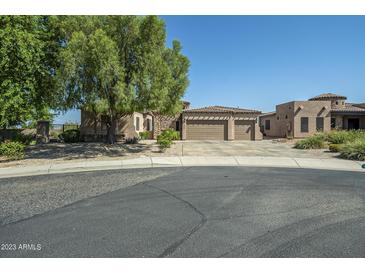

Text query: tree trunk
(106, 117), (117, 144)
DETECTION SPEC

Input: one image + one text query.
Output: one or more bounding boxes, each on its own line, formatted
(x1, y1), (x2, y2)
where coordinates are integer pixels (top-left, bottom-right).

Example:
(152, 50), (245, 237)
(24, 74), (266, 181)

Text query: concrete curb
(0, 156), (364, 179)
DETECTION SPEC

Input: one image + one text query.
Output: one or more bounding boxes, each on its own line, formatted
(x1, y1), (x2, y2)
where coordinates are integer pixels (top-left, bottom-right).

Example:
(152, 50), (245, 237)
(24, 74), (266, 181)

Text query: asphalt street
(0, 166), (365, 257)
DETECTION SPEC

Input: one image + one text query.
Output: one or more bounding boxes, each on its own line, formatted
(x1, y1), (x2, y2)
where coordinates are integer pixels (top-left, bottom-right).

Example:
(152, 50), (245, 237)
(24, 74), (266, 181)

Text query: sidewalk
(0, 156), (364, 178)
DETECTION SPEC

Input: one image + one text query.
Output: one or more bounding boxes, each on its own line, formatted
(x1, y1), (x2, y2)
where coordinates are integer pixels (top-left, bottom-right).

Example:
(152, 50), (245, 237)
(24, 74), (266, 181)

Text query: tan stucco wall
(293, 101), (331, 138)
(80, 110), (139, 141)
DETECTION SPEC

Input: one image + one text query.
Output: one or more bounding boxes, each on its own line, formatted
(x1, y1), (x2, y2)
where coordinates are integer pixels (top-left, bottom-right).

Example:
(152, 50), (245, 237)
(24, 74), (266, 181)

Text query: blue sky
(55, 16), (365, 123)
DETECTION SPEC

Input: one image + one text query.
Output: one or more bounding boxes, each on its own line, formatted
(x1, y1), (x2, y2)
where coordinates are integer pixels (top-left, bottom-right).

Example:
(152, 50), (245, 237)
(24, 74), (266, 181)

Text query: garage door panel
(234, 120), (253, 140)
(186, 120), (227, 140)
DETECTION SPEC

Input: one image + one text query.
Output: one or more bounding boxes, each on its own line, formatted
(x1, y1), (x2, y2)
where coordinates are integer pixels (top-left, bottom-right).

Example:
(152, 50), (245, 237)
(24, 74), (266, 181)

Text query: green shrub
(161, 128), (180, 141)
(325, 130), (365, 144)
(328, 143), (344, 152)
(156, 129), (180, 151)
(157, 135), (173, 151)
(0, 141), (25, 160)
(59, 129), (80, 143)
(13, 131), (34, 145)
(294, 134), (326, 149)
(339, 139), (365, 161)
(139, 131), (150, 140)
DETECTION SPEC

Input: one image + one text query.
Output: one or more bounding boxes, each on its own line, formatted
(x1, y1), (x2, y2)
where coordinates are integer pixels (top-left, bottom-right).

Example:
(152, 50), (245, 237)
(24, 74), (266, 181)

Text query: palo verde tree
(56, 16), (190, 144)
(0, 16), (58, 128)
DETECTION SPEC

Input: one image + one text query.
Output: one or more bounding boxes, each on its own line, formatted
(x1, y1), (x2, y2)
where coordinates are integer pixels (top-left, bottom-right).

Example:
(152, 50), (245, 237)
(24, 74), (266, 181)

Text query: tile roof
(259, 111), (276, 117)
(183, 105), (261, 114)
(309, 93), (347, 101)
(331, 103), (365, 113)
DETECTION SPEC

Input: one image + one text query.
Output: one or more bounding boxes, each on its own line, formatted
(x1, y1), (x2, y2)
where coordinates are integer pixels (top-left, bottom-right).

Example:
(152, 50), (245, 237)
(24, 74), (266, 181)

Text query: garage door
(234, 120), (253, 140)
(186, 120), (227, 140)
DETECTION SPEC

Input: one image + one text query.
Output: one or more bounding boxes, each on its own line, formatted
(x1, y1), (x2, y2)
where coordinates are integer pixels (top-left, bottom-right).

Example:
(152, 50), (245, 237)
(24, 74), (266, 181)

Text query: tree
(56, 16), (190, 144)
(0, 16), (58, 128)
(153, 40), (190, 135)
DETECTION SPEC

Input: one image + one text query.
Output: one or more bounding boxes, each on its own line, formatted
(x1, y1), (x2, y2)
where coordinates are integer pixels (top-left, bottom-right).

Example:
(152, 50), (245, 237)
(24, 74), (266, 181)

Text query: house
(181, 106), (262, 141)
(260, 93), (365, 138)
(79, 103), (263, 141)
(79, 102), (190, 142)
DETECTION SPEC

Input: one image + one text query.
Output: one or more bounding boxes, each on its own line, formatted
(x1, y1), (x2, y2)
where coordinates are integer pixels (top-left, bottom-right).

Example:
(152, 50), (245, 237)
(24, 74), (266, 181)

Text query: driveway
(165, 140), (335, 158)
(1, 167), (365, 257)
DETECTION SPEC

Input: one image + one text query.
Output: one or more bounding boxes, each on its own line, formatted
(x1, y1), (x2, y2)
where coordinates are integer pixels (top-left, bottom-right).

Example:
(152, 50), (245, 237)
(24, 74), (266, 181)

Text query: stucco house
(80, 102), (263, 141)
(260, 93), (365, 138)
(79, 102), (190, 142)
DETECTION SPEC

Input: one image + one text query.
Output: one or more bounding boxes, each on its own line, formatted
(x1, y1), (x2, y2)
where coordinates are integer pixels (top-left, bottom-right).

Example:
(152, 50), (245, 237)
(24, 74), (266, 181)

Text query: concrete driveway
(166, 140), (335, 158)
(1, 167), (365, 257)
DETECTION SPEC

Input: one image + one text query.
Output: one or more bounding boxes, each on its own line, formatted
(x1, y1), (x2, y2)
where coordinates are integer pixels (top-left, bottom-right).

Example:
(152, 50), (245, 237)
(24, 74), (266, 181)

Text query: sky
(54, 16), (365, 123)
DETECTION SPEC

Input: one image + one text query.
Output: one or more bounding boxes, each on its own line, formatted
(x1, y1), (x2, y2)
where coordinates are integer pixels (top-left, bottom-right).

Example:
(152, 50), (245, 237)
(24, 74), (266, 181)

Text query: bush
(161, 128), (180, 141)
(157, 135), (173, 151)
(0, 141), (25, 160)
(125, 137), (139, 144)
(139, 131), (150, 140)
(328, 143), (344, 152)
(294, 134), (326, 149)
(13, 131), (34, 145)
(340, 139), (365, 161)
(156, 129), (180, 151)
(324, 130), (365, 144)
(59, 129), (80, 143)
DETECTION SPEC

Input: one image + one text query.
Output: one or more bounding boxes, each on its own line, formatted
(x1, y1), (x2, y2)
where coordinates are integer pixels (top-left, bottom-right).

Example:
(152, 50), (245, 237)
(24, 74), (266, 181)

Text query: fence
(51, 124), (80, 133)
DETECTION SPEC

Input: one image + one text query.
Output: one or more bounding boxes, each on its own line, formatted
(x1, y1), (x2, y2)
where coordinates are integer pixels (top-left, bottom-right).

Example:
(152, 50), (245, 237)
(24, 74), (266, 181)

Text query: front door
(348, 118), (360, 130)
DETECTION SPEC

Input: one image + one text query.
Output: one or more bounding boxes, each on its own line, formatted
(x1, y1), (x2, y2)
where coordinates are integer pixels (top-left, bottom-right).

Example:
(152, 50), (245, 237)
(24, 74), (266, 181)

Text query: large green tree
(0, 16), (58, 128)
(56, 16), (190, 144)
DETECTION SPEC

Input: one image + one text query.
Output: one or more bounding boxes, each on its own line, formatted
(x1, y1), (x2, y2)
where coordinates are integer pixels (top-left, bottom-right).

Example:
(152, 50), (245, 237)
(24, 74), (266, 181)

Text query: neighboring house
(260, 93), (365, 138)
(182, 106), (262, 141)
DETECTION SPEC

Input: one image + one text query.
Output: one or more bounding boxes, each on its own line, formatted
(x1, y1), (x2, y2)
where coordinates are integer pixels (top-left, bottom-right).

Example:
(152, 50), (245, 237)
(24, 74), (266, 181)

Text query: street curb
(0, 156), (364, 179)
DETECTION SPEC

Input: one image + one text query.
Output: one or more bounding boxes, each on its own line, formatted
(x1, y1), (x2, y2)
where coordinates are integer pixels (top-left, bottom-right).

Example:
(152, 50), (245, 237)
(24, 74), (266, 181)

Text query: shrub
(13, 131), (34, 145)
(139, 131), (150, 140)
(161, 128), (180, 141)
(156, 129), (180, 151)
(328, 143), (344, 152)
(125, 137), (139, 144)
(339, 139), (365, 161)
(294, 134), (326, 149)
(157, 135), (172, 151)
(0, 141), (25, 160)
(324, 130), (365, 144)
(59, 129), (80, 143)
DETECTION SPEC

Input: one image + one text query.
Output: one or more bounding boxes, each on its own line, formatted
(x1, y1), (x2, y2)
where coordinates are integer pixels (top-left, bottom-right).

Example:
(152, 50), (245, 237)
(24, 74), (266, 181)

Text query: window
(336, 101), (339, 105)
(277, 116), (279, 120)
(285, 114), (288, 119)
(316, 117), (324, 132)
(135, 117), (140, 131)
(301, 117), (309, 132)
(265, 120), (271, 130)
(331, 117), (336, 129)
(146, 118), (151, 131)
(176, 121), (180, 131)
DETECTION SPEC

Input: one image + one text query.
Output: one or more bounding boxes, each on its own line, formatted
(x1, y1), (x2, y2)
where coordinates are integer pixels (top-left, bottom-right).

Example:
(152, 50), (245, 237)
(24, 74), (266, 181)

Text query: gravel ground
(0, 168), (182, 225)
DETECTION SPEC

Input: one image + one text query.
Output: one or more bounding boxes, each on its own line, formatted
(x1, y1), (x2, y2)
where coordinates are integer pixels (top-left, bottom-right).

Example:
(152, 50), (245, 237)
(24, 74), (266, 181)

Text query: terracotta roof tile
(183, 105), (261, 114)
(331, 103), (365, 112)
(309, 93), (347, 101)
